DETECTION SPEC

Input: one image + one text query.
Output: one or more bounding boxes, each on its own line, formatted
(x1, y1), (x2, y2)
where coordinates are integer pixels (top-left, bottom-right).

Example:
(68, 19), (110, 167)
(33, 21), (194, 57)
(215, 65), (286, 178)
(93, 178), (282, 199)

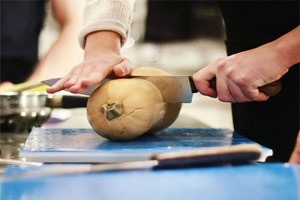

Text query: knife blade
(43, 76), (281, 103)
(43, 76), (198, 103)
(4, 144), (262, 179)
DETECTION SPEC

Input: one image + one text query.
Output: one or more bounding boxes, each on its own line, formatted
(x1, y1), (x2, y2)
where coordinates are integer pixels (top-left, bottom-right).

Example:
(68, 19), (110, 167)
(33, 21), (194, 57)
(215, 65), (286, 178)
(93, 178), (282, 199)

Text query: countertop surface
(1, 106), (298, 200)
(1, 125), (298, 200)
(2, 163), (299, 200)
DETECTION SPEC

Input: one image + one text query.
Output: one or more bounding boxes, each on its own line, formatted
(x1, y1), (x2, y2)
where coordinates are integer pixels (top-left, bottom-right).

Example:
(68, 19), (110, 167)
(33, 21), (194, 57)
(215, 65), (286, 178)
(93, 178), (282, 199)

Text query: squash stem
(101, 100), (123, 120)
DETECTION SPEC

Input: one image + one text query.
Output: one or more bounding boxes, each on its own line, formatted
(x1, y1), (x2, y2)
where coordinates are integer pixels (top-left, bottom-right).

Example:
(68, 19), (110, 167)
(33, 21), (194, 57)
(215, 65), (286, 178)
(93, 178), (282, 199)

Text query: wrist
(273, 26), (300, 69)
(84, 31), (122, 57)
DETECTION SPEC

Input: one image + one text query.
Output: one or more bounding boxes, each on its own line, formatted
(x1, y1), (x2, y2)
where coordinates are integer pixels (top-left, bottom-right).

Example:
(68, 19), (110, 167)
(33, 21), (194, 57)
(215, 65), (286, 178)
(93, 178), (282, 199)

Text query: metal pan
(0, 91), (88, 132)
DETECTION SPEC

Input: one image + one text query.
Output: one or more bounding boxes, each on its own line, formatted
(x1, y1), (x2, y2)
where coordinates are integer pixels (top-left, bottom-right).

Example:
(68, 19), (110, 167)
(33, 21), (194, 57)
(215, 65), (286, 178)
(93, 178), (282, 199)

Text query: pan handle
(47, 95), (88, 108)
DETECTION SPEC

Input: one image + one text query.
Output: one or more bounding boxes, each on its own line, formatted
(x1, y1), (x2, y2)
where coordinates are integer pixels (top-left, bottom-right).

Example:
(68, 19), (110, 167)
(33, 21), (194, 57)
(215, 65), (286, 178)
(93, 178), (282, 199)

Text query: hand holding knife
(43, 76), (281, 103)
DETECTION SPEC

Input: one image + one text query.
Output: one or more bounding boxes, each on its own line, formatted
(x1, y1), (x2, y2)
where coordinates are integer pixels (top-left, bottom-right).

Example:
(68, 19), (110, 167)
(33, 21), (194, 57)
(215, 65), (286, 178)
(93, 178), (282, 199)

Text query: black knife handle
(47, 95), (88, 108)
(188, 76), (216, 93)
(190, 76), (281, 97)
(152, 144), (262, 169)
(188, 76), (198, 93)
(257, 80), (282, 97)
(61, 95), (88, 108)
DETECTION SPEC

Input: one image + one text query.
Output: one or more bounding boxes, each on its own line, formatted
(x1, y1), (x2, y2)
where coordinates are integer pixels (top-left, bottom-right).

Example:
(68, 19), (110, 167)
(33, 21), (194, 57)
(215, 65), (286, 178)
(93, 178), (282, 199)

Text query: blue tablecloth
(2, 163), (299, 200)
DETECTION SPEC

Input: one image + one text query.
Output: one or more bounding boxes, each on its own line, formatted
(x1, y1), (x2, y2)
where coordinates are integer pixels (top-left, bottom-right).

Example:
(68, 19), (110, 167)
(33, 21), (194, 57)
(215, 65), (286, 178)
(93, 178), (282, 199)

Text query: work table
(2, 163), (299, 200)
(1, 106), (299, 200)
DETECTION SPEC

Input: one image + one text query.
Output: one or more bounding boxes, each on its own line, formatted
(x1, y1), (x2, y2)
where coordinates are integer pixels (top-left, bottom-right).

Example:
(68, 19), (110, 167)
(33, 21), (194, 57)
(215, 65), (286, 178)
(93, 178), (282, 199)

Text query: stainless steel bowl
(0, 91), (89, 132)
(0, 92), (52, 132)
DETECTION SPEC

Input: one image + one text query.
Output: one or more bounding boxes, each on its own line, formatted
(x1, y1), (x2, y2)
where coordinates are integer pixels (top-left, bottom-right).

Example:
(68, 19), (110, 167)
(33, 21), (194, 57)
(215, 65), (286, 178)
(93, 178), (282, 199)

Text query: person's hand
(46, 49), (133, 94)
(46, 31), (133, 94)
(193, 26), (300, 103)
(289, 130), (300, 164)
(193, 43), (289, 102)
(0, 81), (14, 88)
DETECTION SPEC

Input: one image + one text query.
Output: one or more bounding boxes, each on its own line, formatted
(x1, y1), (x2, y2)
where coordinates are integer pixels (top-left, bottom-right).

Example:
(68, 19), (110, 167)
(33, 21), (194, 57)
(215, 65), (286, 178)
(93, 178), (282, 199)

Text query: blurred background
(39, 0), (233, 129)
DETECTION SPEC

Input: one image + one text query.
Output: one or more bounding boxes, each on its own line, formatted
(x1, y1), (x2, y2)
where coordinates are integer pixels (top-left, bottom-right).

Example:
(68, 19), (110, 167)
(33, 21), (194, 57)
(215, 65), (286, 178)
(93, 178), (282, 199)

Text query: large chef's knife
(4, 144), (262, 179)
(43, 76), (281, 103)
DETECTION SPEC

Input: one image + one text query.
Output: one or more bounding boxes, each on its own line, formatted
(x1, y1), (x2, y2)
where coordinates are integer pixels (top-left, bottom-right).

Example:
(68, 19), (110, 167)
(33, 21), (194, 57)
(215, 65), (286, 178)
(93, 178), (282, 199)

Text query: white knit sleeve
(79, 0), (135, 48)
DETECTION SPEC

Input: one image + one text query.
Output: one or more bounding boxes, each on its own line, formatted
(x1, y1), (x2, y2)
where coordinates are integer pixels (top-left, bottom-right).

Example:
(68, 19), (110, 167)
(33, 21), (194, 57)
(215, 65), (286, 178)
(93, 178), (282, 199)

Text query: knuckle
(215, 60), (227, 73)
(217, 94), (231, 102)
(216, 62), (235, 79)
(235, 75), (249, 87)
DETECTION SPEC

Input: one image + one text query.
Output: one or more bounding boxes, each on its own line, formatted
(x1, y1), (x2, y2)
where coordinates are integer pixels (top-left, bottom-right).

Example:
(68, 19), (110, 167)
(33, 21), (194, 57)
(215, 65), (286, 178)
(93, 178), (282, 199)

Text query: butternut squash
(87, 67), (182, 141)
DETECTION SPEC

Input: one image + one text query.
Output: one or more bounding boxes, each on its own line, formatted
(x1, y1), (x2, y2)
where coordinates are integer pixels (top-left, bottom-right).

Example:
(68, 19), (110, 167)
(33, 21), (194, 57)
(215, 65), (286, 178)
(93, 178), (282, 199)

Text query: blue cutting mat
(20, 128), (270, 163)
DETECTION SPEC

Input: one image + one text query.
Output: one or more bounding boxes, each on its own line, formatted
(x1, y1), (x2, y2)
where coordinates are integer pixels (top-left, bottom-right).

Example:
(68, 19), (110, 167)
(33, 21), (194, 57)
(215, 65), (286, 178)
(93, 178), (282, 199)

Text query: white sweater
(79, 0), (135, 48)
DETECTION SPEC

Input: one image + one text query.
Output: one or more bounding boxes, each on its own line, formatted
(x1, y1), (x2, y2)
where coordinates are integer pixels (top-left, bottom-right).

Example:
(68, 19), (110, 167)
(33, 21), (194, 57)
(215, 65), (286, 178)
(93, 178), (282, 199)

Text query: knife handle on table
(4, 144), (261, 179)
(192, 77), (281, 97)
(152, 144), (262, 169)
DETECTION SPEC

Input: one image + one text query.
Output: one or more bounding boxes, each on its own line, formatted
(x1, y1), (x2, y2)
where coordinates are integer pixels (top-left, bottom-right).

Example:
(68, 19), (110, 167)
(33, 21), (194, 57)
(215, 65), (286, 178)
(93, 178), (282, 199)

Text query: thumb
(113, 58), (133, 77)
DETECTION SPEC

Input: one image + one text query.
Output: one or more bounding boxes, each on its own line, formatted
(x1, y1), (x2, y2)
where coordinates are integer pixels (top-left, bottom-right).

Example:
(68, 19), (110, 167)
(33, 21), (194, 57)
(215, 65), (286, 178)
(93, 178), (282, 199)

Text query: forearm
(27, 0), (85, 82)
(272, 26), (300, 69)
(27, 26), (84, 82)
(289, 130), (300, 164)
